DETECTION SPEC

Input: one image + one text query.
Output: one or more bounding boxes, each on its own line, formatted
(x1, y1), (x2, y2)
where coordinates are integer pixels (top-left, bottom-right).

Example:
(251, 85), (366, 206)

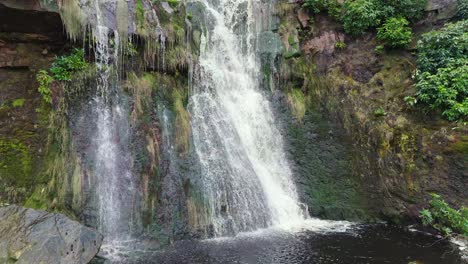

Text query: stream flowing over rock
(0, 205), (103, 264)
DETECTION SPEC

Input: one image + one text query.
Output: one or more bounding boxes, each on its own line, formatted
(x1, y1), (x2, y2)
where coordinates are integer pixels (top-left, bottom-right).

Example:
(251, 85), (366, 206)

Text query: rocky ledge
(0, 205), (103, 264)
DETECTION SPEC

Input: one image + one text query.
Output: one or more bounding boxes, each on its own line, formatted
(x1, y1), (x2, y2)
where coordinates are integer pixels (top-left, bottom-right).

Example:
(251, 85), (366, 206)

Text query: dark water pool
(101, 224), (462, 264)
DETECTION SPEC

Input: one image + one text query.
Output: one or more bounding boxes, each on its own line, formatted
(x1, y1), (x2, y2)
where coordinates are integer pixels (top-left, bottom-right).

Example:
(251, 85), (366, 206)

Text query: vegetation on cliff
(414, 20), (467, 121)
(302, 0), (467, 121)
(420, 193), (468, 236)
(303, 0), (426, 40)
(279, 0), (467, 223)
(36, 48), (89, 104)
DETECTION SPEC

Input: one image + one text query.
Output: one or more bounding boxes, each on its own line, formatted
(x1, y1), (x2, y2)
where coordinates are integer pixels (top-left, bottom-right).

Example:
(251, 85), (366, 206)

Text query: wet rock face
(425, 0), (458, 19)
(0, 205), (103, 264)
(0, 2), (66, 205)
(277, 2), (467, 223)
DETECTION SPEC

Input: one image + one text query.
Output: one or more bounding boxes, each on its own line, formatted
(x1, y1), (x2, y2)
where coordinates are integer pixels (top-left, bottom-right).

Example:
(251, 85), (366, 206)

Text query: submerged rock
(0, 205), (103, 264)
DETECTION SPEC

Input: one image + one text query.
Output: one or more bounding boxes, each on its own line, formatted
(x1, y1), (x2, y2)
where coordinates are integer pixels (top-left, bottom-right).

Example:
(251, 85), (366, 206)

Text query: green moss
(24, 185), (49, 210)
(288, 34), (296, 45)
(172, 89), (190, 154)
(167, 0), (179, 8)
(287, 110), (373, 221)
(287, 89), (307, 121)
(136, 0), (145, 30)
(451, 136), (468, 155)
(11, 98), (25, 108)
(283, 50), (301, 59)
(126, 72), (156, 121)
(0, 139), (32, 187)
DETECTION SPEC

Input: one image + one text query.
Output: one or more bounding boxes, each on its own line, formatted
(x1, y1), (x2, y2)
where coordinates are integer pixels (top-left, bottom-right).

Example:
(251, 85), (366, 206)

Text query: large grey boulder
(0, 205), (103, 264)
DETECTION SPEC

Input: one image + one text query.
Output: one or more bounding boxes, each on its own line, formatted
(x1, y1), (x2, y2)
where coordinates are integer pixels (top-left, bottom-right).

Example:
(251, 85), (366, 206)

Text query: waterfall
(90, 0), (138, 240)
(189, 0), (307, 237)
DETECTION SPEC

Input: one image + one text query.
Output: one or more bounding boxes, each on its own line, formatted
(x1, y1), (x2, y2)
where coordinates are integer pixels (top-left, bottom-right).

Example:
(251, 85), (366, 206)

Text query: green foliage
(373, 107), (387, 117)
(415, 20), (468, 121)
(172, 89), (190, 154)
(24, 185), (49, 210)
(457, 0), (468, 19)
(36, 70), (54, 104)
(50, 48), (88, 81)
(12, 98), (25, 108)
(404, 96), (417, 106)
(304, 0), (427, 38)
(335, 41), (346, 49)
(377, 17), (412, 48)
(36, 49), (88, 104)
(374, 44), (385, 55)
(136, 0), (145, 29)
(416, 20), (467, 74)
(303, 0), (342, 18)
(342, 0), (381, 35)
(167, 0), (179, 8)
(303, 0), (326, 13)
(288, 89), (307, 121)
(420, 193), (468, 236)
(420, 209), (433, 225)
(416, 60), (467, 120)
(125, 42), (138, 57)
(385, 0), (427, 21)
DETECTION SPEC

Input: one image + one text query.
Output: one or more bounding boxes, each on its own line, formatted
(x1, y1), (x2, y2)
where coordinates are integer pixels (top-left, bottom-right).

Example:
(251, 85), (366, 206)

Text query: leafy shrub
(303, 0), (325, 13)
(420, 193), (468, 236)
(50, 48), (88, 81)
(342, 0), (382, 35)
(305, 0), (427, 37)
(36, 48), (87, 104)
(415, 20), (468, 121)
(416, 20), (467, 74)
(457, 0), (468, 19)
(303, 0), (342, 18)
(377, 17), (412, 48)
(385, 0), (427, 21)
(36, 70), (54, 104)
(416, 59), (468, 120)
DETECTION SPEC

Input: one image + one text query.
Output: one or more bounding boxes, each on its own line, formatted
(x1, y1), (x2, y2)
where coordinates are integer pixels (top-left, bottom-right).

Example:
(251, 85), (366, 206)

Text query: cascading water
(90, 0), (138, 240)
(189, 0), (307, 237)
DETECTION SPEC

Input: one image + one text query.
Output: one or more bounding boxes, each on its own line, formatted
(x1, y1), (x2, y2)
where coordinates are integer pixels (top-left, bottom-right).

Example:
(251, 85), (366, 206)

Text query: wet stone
(0, 205), (103, 264)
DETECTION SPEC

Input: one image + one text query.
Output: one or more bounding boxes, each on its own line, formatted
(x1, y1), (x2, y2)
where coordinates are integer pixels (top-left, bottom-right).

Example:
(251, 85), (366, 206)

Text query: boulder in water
(0, 205), (103, 264)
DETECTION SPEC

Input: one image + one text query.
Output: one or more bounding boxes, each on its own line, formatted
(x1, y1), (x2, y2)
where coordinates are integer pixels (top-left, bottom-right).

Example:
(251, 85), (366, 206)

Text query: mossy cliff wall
(0, 0), (198, 242)
(277, 1), (466, 222)
(0, 2), (68, 205)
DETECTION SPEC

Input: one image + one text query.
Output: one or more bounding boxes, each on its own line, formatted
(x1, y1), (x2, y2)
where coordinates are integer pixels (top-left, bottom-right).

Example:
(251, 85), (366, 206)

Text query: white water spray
(189, 0), (307, 237)
(90, 0), (137, 240)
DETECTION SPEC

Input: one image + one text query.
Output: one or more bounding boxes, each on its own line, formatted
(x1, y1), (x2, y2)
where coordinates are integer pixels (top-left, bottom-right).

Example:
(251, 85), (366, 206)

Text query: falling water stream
(91, 0), (138, 244)
(189, 0), (307, 237)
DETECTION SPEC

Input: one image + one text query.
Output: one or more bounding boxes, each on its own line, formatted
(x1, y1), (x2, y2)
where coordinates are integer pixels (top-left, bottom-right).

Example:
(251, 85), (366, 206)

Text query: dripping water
(90, 0), (138, 241)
